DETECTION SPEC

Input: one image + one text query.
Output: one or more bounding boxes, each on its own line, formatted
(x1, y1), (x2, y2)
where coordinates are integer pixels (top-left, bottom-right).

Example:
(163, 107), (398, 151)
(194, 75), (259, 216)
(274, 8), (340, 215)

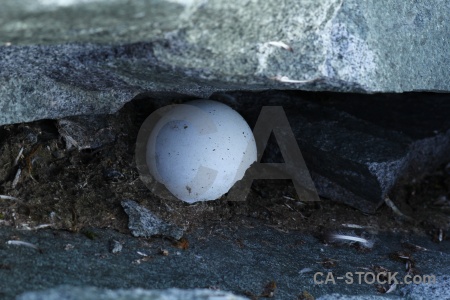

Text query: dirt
(0, 97), (449, 243)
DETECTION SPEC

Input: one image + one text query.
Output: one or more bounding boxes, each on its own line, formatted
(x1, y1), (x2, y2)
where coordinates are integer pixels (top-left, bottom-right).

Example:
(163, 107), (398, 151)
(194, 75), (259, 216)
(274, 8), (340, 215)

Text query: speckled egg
(146, 100), (257, 203)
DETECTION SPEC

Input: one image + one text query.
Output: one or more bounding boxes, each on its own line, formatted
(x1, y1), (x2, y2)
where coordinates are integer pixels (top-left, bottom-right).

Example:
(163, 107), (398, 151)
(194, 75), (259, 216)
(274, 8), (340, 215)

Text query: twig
(13, 147), (24, 167)
(12, 168), (22, 189)
(6, 240), (43, 253)
(0, 195), (19, 201)
(386, 283), (397, 294)
(19, 224), (53, 231)
(384, 197), (413, 221)
(271, 75), (320, 84)
(267, 41), (293, 52)
(341, 223), (365, 229)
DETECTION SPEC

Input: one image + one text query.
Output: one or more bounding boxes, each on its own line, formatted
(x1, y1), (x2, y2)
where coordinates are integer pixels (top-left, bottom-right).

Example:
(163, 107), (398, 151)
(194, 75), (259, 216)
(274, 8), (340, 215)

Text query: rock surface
(400, 275), (450, 299)
(0, 0), (449, 126)
(317, 295), (400, 300)
(17, 286), (249, 300)
(2, 223), (449, 299)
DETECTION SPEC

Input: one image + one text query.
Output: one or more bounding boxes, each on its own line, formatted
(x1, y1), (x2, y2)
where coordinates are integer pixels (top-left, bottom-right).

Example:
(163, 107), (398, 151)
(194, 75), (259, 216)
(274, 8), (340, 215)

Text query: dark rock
(219, 91), (450, 213)
(121, 199), (184, 239)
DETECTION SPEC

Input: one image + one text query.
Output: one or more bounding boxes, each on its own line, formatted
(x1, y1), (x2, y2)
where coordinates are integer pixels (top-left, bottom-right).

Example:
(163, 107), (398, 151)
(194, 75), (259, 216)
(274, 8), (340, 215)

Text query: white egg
(146, 100), (257, 203)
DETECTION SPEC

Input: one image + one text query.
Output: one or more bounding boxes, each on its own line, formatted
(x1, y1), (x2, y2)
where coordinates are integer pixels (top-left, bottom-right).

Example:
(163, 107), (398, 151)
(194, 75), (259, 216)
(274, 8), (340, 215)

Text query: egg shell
(146, 100), (257, 203)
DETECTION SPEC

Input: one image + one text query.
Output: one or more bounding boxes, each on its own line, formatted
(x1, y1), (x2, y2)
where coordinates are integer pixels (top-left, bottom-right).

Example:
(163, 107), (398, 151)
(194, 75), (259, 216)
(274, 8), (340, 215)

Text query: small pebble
(109, 240), (123, 254)
(103, 169), (126, 182)
(64, 244), (74, 251)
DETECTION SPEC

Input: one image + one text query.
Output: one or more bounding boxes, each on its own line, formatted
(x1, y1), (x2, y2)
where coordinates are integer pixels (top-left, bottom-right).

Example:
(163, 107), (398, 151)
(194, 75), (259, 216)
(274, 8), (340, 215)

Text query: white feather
(328, 232), (374, 249)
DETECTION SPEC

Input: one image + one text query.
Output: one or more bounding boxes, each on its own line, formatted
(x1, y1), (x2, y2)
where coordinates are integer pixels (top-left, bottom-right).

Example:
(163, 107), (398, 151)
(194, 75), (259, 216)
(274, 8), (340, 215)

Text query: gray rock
(400, 275), (449, 300)
(121, 199), (184, 240)
(1, 225), (449, 299)
(1, 0), (449, 126)
(16, 286), (249, 300)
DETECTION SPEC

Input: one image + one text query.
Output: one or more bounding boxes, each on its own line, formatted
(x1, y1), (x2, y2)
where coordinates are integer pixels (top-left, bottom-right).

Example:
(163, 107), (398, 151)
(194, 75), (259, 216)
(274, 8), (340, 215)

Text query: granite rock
(17, 286), (249, 300)
(400, 275), (449, 299)
(0, 0), (449, 126)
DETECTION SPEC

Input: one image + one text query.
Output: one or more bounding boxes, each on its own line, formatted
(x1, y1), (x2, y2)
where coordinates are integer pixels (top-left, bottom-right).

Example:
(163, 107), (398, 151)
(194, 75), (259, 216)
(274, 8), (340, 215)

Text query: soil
(0, 97), (449, 243)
